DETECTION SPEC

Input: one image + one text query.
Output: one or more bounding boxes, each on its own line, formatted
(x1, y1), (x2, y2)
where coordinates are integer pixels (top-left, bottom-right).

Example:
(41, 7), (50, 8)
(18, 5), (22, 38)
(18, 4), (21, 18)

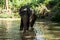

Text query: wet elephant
(19, 5), (37, 31)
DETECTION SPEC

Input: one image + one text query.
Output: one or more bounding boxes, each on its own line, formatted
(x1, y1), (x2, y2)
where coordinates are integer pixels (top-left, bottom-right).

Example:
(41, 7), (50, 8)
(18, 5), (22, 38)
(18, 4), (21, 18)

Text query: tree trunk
(5, 0), (8, 10)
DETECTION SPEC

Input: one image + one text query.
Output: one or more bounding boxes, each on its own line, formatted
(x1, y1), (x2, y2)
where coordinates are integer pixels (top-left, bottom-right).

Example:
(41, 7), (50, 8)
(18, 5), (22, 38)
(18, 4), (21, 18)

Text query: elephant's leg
(20, 17), (23, 30)
(23, 15), (29, 31)
(30, 15), (37, 28)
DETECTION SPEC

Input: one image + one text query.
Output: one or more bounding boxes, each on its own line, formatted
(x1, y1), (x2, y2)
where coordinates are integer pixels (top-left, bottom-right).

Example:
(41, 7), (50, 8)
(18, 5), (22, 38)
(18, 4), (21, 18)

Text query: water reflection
(0, 20), (11, 40)
(0, 20), (60, 40)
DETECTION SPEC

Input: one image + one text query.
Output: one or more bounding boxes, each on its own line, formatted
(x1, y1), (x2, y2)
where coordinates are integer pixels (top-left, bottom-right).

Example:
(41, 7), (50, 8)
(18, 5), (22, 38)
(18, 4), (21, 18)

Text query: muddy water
(0, 20), (60, 40)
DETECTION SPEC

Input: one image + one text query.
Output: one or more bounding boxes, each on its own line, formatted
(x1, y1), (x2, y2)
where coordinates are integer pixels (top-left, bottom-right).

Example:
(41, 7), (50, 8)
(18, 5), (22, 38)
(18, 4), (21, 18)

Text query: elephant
(19, 5), (37, 32)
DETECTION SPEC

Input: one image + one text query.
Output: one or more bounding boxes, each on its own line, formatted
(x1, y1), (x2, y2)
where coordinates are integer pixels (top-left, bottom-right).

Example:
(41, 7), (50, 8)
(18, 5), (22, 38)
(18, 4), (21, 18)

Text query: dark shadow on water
(20, 29), (36, 40)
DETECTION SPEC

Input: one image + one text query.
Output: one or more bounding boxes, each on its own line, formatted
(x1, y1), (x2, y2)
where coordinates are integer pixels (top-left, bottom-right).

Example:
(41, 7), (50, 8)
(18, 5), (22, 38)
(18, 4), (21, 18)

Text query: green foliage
(51, 2), (60, 12)
(0, 0), (4, 8)
(46, 0), (60, 9)
(9, 0), (32, 8)
(51, 13), (60, 22)
(14, 13), (20, 18)
(50, 1), (60, 22)
(43, 0), (51, 5)
(35, 3), (50, 15)
(0, 0), (60, 20)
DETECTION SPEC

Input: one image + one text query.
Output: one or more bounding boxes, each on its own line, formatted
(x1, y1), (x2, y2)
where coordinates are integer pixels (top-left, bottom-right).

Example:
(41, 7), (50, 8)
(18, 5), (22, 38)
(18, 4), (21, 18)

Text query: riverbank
(0, 18), (20, 20)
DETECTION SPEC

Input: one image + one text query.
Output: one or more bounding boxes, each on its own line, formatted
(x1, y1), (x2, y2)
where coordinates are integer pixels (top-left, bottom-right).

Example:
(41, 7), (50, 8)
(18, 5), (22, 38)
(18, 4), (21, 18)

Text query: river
(0, 19), (60, 40)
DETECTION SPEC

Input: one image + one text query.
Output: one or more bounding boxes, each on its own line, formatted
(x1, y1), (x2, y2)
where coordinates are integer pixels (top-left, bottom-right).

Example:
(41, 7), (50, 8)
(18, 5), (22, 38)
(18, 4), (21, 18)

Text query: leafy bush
(51, 2), (60, 22)
(51, 13), (60, 22)
(14, 12), (20, 18)
(35, 4), (50, 17)
(0, 0), (4, 8)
